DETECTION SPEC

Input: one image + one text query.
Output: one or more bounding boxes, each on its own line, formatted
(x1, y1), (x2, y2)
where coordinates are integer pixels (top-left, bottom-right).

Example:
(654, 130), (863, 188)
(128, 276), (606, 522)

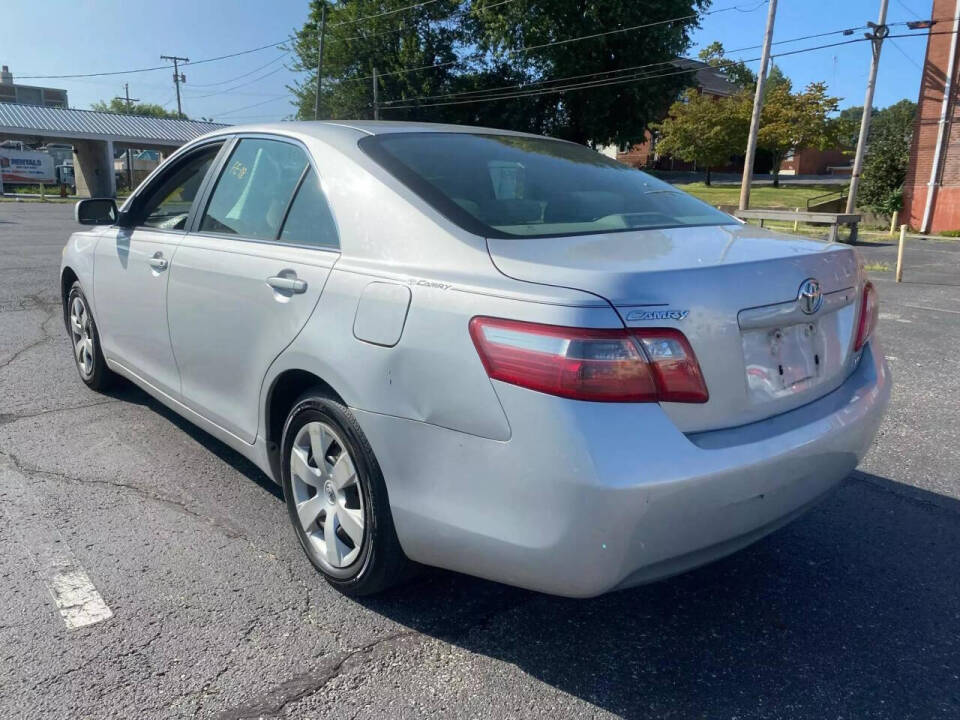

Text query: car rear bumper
(353, 341), (890, 598)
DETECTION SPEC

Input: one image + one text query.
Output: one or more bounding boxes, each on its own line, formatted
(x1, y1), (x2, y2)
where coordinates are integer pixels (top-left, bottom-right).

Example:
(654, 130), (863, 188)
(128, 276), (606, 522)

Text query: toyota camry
(61, 121), (890, 597)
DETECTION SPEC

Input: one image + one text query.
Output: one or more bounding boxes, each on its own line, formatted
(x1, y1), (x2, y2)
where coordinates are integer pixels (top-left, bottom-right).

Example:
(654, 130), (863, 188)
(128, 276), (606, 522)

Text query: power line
(184, 65), (288, 99)
(344, 0), (768, 84)
(888, 38), (923, 69)
(15, 0), (752, 83)
(384, 26), (953, 110)
(186, 53), (289, 88)
(384, 36), (873, 110)
(329, 0), (446, 27)
(216, 96), (292, 118)
(381, 24), (866, 106)
(16, 40), (288, 80)
(337, 0), (517, 42)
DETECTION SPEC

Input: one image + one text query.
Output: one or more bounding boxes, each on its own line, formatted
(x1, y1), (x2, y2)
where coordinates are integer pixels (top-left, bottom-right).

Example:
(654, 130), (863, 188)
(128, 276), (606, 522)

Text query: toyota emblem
(797, 278), (823, 315)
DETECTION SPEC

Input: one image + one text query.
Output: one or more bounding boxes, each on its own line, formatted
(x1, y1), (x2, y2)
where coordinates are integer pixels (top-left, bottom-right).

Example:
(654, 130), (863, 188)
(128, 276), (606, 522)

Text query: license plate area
(742, 321), (825, 402)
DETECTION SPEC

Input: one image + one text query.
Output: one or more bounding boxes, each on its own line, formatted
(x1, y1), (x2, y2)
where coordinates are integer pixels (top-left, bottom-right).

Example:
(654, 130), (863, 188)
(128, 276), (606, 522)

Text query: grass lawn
(678, 182), (845, 210)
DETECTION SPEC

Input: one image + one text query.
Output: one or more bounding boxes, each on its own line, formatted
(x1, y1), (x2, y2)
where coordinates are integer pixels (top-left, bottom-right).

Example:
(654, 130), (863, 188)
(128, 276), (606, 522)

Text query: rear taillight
(854, 281), (879, 351)
(469, 317), (708, 403)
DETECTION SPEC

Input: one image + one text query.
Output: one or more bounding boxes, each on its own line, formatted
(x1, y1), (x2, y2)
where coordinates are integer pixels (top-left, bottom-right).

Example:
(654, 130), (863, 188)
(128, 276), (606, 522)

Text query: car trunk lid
(487, 223), (862, 432)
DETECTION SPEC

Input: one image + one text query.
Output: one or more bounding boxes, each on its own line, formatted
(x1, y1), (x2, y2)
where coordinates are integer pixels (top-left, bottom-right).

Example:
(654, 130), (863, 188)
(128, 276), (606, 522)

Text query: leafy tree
(755, 76), (839, 186)
(698, 41), (755, 88)
(91, 98), (183, 119)
(289, 0), (709, 146)
(289, 0), (467, 123)
(470, 0), (708, 146)
(859, 99), (917, 215)
(653, 88), (747, 184)
(836, 105), (868, 150)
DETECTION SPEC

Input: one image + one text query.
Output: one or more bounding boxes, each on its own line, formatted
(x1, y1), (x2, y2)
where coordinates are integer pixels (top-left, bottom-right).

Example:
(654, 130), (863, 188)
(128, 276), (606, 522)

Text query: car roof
(202, 120), (547, 143)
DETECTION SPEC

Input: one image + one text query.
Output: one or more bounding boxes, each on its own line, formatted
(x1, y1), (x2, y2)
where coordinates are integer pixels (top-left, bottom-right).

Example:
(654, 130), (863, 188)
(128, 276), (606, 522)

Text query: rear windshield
(359, 132), (736, 239)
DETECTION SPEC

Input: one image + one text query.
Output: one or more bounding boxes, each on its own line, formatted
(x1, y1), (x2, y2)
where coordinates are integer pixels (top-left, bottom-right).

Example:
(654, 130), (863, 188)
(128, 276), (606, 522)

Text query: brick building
(902, 0), (960, 233)
(611, 59), (740, 170)
(0, 65), (68, 108)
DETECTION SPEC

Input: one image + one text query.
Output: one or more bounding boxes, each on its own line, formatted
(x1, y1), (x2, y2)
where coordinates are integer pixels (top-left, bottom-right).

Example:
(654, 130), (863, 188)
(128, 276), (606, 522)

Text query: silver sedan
(61, 122), (890, 597)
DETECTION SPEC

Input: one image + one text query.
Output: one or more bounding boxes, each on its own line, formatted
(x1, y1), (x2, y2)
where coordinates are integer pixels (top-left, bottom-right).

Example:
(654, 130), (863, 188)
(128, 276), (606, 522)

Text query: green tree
(290, 0), (710, 146)
(698, 41), (755, 88)
(859, 99), (917, 215)
(653, 88), (748, 184)
(469, 0), (708, 146)
(755, 77), (840, 187)
(289, 0), (469, 123)
(91, 98), (183, 119)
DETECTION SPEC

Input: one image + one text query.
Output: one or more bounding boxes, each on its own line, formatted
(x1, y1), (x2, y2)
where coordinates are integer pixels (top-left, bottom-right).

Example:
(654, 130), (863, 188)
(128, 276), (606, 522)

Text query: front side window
(359, 133), (736, 239)
(137, 144), (221, 230)
(200, 138), (307, 241)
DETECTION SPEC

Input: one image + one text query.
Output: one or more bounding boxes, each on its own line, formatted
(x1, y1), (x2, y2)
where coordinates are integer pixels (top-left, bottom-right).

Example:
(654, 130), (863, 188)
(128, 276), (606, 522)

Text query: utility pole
(846, 0), (890, 215)
(739, 0), (777, 211)
(372, 67), (380, 120)
(314, 3), (327, 120)
(113, 83), (139, 191)
(160, 54), (189, 119)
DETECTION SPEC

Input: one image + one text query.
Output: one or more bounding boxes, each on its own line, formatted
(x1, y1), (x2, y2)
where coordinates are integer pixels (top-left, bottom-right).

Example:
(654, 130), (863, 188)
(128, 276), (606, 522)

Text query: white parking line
(903, 304), (960, 315)
(1, 458), (113, 629)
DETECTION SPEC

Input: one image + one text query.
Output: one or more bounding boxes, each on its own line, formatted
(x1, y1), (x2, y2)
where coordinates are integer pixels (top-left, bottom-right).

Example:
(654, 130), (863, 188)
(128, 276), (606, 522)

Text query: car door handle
(149, 252), (168, 271)
(266, 275), (308, 293)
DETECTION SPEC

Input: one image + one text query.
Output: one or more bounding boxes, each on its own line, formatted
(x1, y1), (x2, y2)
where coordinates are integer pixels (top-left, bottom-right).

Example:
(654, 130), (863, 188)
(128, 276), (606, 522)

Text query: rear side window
(359, 133), (736, 239)
(280, 168), (339, 249)
(200, 138), (307, 241)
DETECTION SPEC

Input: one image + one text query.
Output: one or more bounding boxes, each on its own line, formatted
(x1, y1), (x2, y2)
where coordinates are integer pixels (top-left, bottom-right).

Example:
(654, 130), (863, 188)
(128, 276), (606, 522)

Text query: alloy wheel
(289, 421), (366, 571)
(69, 295), (95, 379)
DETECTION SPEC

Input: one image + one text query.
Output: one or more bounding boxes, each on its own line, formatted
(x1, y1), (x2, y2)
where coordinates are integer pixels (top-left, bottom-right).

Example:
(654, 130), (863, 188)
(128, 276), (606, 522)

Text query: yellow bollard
(895, 224), (907, 282)
(793, 208), (799, 232)
(889, 210), (898, 235)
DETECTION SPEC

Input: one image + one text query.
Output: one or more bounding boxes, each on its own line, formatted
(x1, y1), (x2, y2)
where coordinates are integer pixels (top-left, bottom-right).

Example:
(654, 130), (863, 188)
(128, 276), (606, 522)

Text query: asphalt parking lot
(1, 202), (959, 719)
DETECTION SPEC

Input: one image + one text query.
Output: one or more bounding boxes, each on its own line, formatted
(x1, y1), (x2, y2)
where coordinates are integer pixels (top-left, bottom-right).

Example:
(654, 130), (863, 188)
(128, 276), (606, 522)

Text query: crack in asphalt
(0, 294), (62, 371)
(0, 448), (251, 543)
(27, 625), (166, 694)
(0, 399), (121, 426)
(215, 630), (419, 720)
(214, 590), (542, 719)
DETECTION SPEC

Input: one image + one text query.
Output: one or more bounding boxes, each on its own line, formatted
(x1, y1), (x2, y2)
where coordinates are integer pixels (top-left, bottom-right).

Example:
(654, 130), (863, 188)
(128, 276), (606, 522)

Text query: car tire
(280, 392), (409, 596)
(65, 281), (114, 391)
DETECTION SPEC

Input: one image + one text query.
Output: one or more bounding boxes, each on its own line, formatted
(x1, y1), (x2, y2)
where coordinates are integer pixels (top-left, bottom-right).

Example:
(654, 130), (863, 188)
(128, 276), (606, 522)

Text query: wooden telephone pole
(113, 83), (139, 190)
(738, 0), (778, 211)
(160, 54), (190, 119)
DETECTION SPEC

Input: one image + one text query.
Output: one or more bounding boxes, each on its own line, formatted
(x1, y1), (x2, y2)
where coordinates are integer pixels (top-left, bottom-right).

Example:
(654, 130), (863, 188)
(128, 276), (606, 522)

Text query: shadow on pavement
(359, 472), (960, 718)
(105, 379), (960, 717)
(100, 379), (282, 500)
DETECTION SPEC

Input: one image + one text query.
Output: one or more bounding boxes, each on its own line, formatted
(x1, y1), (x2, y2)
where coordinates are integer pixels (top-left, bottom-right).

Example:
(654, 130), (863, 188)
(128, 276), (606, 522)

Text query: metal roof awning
(0, 102), (227, 147)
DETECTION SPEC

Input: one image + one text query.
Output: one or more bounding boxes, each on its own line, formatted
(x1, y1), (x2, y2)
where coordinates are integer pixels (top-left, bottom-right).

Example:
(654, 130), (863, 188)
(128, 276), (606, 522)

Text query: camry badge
(626, 309), (689, 322)
(798, 278), (823, 315)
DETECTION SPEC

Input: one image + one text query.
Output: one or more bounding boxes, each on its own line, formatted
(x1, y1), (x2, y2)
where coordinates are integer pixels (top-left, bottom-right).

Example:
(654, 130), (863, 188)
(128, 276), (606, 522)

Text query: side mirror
(75, 198), (118, 226)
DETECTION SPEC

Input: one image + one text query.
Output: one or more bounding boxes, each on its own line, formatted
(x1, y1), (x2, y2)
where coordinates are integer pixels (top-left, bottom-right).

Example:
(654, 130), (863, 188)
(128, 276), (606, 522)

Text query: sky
(0, 0), (933, 125)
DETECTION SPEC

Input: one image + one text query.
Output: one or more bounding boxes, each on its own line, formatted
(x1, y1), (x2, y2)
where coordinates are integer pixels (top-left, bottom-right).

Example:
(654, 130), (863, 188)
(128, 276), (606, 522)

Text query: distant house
(610, 59), (740, 170)
(902, 0), (960, 233)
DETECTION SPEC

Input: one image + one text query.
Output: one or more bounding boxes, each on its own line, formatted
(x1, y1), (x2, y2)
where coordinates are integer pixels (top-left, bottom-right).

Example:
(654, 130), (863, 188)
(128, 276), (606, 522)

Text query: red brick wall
(903, 0), (960, 232)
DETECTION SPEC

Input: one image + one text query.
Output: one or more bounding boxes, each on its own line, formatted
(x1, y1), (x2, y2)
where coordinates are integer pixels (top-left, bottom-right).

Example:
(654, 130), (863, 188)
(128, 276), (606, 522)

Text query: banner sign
(0, 149), (56, 183)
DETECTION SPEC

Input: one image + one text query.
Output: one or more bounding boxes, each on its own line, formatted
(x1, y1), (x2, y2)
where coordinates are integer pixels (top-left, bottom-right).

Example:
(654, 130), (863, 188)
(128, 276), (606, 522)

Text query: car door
(93, 141), (225, 397)
(166, 135), (340, 444)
